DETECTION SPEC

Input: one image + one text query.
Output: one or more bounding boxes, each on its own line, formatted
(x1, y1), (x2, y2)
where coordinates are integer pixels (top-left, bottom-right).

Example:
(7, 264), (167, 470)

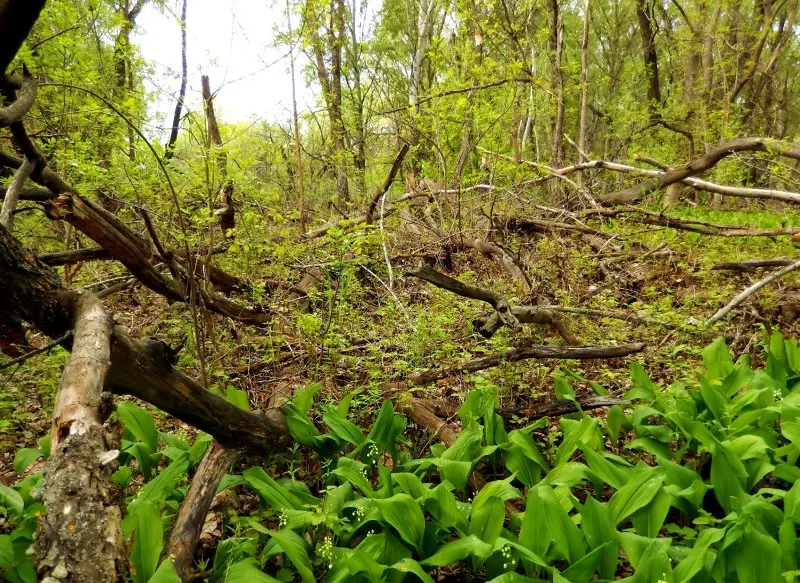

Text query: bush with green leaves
(3, 335), (800, 582)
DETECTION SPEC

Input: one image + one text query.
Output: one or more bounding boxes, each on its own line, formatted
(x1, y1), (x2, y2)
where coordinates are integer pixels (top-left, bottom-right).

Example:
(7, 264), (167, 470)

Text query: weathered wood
(0, 73), (37, 127)
(407, 342), (645, 386)
(475, 305), (578, 344)
(711, 258), (794, 272)
(366, 143), (409, 224)
(408, 264), (520, 329)
(167, 442), (239, 581)
(598, 137), (800, 206)
(0, 225), (290, 452)
(34, 291), (127, 581)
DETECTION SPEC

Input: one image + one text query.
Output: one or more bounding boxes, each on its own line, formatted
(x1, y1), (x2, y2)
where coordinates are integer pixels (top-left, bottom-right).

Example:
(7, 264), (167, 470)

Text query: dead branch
(366, 143), (409, 224)
(408, 264), (520, 329)
(34, 290), (127, 581)
(474, 305), (578, 344)
(0, 155), (34, 230)
(706, 257), (800, 326)
(0, 73), (37, 127)
(579, 205), (800, 237)
(0, 2), (47, 75)
(711, 258), (795, 272)
(0, 225), (290, 451)
(597, 138), (800, 206)
(496, 395), (626, 420)
(407, 342), (645, 386)
(167, 442), (239, 581)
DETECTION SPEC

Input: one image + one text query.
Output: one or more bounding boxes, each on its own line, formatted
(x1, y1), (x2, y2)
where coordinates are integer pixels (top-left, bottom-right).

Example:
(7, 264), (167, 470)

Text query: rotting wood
(33, 290), (127, 581)
(166, 442), (239, 581)
(366, 143), (409, 224)
(711, 258), (795, 272)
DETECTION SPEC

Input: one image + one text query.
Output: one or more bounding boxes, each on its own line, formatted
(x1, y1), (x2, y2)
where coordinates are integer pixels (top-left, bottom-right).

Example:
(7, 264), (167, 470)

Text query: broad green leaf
(608, 465), (666, 525)
(147, 560), (182, 583)
(673, 528), (724, 583)
(469, 496), (504, 544)
(555, 418), (600, 466)
(129, 500), (162, 583)
(242, 467), (304, 510)
(630, 487), (670, 538)
(268, 528), (315, 583)
(561, 542), (613, 583)
(291, 383), (321, 414)
(117, 402), (159, 452)
(580, 497), (618, 579)
(422, 534), (492, 566)
(225, 386), (250, 410)
(373, 494), (425, 550)
(703, 337), (734, 382)
(223, 560), (281, 582)
(0, 484), (24, 519)
(332, 457), (374, 497)
(284, 405), (320, 446)
(386, 558), (435, 583)
(323, 410), (367, 446)
(133, 452), (190, 509)
(13, 449), (41, 475)
(734, 526), (782, 583)
(582, 447), (633, 490)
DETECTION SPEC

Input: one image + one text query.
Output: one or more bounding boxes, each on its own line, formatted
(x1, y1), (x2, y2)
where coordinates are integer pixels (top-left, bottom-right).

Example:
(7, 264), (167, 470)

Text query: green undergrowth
(4, 333), (800, 582)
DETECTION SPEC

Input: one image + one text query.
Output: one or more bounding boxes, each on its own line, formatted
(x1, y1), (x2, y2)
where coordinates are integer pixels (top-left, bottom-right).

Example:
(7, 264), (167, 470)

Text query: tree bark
(636, 0), (661, 111)
(33, 291), (127, 581)
(0, 0), (47, 76)
(201, 75), (235, 234)
(165, 0), (188, 160)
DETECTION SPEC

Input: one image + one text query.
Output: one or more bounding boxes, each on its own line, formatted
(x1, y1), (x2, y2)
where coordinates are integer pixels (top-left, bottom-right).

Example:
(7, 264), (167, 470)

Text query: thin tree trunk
(636, 0), (661, 112)
(452, 26), (484, 187)
(577, 0), (591, 167)
(165, 0), (188, 160)
(548, 0), (565, 177)
(287, 0), (306, 233)
(201, 75), (235, 234)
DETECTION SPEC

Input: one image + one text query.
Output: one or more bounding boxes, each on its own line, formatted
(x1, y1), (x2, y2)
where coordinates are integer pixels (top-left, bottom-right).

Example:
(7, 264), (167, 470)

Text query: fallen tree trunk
(711, 258), (794, 272)
(0, 224), (290, 451)
(33, 290), (128, 581)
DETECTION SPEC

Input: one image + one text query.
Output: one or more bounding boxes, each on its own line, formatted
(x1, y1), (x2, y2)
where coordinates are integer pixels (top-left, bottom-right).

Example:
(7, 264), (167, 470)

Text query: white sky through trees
(135, 0), (317, 132)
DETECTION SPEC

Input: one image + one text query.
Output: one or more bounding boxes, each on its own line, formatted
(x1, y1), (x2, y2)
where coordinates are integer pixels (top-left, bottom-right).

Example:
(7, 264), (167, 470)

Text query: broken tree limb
(0, 2), (48, 76)
(0, 154), (34, 230)
(34, 290), (128, 581)
(0, 73), (37, 127)
(0, 224), (290, 451)
(366, 143), (409, 224)
(579, 205), (800, 238)
(407, 342), (645, 386)
(167, 442), (239, 581)
(597, 137), (800, 206)
(496, 395), (626, 420)
(474, 305), (578, 344)
(408, 264), (520, 330)
(706, 257), (800, 326)
(711, 258), (795, 272)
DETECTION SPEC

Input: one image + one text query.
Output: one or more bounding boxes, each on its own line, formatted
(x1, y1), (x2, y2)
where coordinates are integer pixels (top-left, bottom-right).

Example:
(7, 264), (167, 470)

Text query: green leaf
(225, 386), (250, 410)
(117, 402), (159, 452)
(580, 497), (618, 579)
(0, 484), (23, 519)
(554, 375), (576, 401)
(469, 496), (504, 544)
(503, 430), (548, 487)
(734, 526), (782, 583)
(284, 405), (320, 447)
(608, 465), (666, 525)
(323, 410), (367, 446)
(332, 457), (374, 497)
(630, 488), (670, 538)
(242, 467), (304, 510)
(12, 449), (41, 475)
(373, 494), (425, 550)
(267, 529), (315, 583)
(223, 560), (281, 582)
(129, 500), (162, 583)
(582, 447), (633, 490)
(291, 383), (321, 414)
(133, 452), (190, 509)
(147, 560), (182, 583)
(673, 527), (724, 583)
(555, 418), (600, 466)
(386, 558), (435, 583)
(703, 337), (734, 382)
(422, 534), (492, 566)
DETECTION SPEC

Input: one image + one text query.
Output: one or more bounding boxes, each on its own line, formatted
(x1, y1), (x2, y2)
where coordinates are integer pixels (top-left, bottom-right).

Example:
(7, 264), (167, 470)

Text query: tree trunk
(165, 0), (188, 160)
(201, 75), (235, 234)
(547, 0), (565, 182)
(635, 0), (661, 112)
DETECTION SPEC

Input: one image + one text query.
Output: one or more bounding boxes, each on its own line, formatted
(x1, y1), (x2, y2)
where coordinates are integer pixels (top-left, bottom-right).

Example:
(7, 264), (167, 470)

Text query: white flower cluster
(317, 536), (335, 569)
(501, 544), (516, 570)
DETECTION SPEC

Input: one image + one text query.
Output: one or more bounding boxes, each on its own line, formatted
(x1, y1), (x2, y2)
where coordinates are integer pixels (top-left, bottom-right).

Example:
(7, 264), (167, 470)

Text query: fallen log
(711, 258), (795, 272)
(0, 224), (290, 452)
(33, 290), (127, 581)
